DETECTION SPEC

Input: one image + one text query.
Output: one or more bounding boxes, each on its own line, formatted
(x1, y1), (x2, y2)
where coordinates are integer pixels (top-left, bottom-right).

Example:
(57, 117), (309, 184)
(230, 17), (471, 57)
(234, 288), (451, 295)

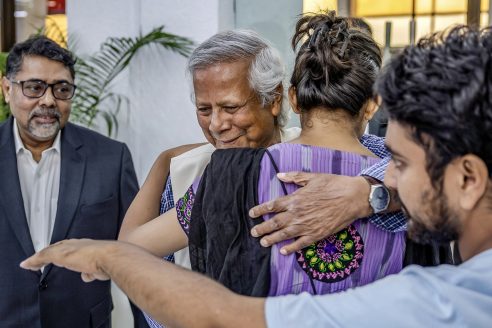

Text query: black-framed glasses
(10, 79), (77, 100)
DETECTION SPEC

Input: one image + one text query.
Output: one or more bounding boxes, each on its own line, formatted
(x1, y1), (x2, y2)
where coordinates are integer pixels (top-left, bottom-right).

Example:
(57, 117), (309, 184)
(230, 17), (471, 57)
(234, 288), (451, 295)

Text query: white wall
(127, 0), (234, 183)
(67, 0), (234, 183)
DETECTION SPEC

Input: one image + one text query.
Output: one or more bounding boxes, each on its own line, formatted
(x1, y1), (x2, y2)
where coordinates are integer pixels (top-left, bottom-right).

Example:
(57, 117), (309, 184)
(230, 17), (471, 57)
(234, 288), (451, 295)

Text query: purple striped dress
(258, 143), (405, 296)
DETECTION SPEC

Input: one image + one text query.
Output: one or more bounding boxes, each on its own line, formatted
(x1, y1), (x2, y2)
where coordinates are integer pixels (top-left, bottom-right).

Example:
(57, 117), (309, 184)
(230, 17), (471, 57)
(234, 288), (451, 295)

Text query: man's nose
(209, 109), (231, 134)
(38, 86), (57, 107)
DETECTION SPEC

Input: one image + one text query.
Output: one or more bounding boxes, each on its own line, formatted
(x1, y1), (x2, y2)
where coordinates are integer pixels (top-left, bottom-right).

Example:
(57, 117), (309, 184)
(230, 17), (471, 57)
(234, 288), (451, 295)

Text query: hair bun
(290, 11), (382, 116)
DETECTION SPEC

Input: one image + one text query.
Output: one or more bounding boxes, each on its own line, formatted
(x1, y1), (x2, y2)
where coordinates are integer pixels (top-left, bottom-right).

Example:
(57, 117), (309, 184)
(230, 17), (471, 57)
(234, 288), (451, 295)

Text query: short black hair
(377, 26), (492, 187)
(6, 35), (76, 79)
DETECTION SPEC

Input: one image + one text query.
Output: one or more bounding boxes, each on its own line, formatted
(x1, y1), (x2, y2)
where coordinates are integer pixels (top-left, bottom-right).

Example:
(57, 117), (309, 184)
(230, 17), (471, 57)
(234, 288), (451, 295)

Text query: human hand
(249, 172), (371, 255)
(20, 239), (113, 282)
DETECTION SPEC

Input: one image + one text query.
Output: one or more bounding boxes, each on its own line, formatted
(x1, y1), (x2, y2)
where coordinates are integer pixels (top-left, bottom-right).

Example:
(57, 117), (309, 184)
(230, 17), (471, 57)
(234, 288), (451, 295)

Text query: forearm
(360, 158), (406, 231)
(124, 209), (189, 257)
(102, 242), (266, 328)
(321, 175), (401, 226)
(360, 135), (402, 211)
(120, 155), (171, 240)
(120, 144), (206, 240)
(119, 191), (162, 240)
(352, 175), (406, 233)
(359, 174), (401, 214)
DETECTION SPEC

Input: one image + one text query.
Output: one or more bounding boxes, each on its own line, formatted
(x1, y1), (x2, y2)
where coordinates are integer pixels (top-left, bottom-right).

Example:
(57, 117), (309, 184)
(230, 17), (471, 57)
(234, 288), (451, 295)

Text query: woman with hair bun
(126, 11), (405, 302)
(258, 11), (405, 296)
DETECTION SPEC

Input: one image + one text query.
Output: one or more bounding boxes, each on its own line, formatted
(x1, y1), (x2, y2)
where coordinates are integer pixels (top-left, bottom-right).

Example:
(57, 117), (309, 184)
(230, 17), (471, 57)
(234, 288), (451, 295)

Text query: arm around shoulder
(118, 142), (206, 240)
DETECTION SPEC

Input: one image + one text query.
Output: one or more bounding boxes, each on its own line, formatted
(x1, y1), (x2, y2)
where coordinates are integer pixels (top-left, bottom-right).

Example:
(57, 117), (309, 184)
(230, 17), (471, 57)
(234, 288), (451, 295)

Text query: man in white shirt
(21, 26), (492, 327)
(14, 120), (61, 253)
(0, 36), (138, 327)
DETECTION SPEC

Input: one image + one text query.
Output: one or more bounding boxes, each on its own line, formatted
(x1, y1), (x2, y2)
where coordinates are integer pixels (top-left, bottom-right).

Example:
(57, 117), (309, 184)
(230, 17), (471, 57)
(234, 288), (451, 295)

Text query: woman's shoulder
(163, 142), (209, 160)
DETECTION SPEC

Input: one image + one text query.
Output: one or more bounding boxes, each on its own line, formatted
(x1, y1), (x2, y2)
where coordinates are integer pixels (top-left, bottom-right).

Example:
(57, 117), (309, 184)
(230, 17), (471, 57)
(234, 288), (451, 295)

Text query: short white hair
(187, 29), (289, 127)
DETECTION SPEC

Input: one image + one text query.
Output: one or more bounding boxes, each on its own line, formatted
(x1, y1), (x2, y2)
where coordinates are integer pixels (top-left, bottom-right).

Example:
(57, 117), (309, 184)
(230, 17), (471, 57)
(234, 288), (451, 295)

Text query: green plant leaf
(71, 26), (193, 136)
(0, 52), (10, 121)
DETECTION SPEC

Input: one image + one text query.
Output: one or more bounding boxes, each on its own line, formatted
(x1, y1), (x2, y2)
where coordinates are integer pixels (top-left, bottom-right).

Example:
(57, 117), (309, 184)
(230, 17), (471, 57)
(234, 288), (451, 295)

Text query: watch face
(371, 185), (390, 213)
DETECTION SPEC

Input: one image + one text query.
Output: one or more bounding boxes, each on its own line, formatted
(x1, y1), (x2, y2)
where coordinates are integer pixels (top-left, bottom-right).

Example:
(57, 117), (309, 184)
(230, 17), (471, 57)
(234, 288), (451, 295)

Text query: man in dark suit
(0, 36), (139, 327)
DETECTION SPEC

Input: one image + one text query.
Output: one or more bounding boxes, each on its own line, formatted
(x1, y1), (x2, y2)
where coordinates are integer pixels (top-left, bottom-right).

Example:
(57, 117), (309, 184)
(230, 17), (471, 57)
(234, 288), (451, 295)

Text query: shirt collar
(13, 118), (61, 155)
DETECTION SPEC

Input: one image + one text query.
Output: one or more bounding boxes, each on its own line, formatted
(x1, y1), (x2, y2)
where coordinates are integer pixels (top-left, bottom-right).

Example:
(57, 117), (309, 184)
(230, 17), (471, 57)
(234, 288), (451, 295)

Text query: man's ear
(270, 84), (283, 118)
(452, 154), (489, 210)
(288, 86), (300, 114)
(363, 97), (379, 121)
(2, 76), (12, 103)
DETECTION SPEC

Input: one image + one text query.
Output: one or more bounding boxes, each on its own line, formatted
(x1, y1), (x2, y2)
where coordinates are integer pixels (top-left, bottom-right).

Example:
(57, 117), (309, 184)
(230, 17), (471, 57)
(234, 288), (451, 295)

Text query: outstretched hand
(20, 239), (113, 282)
(249, 172), (371, 255)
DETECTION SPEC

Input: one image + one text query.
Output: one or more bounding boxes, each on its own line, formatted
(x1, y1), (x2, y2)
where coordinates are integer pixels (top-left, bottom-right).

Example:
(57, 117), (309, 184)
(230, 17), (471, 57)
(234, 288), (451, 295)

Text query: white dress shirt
(14, 119), (61, 253)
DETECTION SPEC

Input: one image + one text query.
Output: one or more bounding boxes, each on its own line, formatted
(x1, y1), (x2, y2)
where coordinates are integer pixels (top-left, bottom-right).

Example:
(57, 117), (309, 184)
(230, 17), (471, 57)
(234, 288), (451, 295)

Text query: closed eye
(223, 106), (239, 113)
(197, 107), (212, 115)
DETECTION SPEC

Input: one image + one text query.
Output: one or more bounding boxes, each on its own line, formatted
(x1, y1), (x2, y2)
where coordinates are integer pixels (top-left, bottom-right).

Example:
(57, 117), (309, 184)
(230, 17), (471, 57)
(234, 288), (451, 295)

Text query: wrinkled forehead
(192, 61), (256, 102)
(193, 60), (251, 84)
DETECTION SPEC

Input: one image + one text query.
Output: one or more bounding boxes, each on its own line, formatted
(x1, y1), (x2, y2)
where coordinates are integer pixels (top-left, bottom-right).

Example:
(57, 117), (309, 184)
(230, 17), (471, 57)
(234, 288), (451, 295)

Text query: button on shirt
(14, 120), (61, 253)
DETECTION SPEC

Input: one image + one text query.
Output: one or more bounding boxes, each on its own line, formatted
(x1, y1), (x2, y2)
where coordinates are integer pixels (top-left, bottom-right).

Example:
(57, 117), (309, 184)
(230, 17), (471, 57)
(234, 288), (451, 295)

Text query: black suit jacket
(0, 117), (139, 328)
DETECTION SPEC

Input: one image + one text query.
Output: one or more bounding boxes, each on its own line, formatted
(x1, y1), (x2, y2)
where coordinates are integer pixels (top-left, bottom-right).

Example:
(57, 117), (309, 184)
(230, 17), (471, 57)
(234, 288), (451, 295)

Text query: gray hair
(187, 29), (289, 127)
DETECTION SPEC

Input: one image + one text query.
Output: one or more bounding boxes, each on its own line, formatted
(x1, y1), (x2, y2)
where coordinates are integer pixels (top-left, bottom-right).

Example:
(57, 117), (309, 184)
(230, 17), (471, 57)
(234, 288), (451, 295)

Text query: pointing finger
(20, 252), (50, 271)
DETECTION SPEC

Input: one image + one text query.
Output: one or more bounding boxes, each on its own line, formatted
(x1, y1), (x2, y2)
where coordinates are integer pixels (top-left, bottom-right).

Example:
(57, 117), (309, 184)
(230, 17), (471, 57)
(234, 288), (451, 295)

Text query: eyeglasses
(10, 79), (77, 100)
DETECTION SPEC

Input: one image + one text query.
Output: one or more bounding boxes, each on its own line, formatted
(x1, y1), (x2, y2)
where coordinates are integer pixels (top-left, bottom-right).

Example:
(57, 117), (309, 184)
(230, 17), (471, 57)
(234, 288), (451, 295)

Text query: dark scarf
(403, 239), (456, 266)
(188, 148), (271, 296)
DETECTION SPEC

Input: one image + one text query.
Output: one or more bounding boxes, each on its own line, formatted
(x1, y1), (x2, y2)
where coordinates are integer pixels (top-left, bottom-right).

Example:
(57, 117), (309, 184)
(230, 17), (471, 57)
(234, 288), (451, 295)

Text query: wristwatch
(362, 176), (390, 214)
